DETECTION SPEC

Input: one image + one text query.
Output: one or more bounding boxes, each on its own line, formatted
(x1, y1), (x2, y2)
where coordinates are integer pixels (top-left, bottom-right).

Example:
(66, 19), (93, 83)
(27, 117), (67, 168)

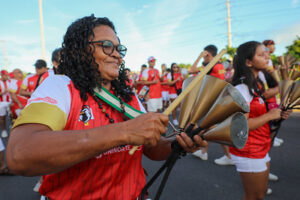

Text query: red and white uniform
(126, 78), (134, 89)
(9, 79), (28, 117)
(136, 73), (144, 94)
(167, 72), (183, 99)
(142, 68), (162, 99)
(21, 71), (50, 94)
(0, 79), (12, 102)
(142, 68), (162, 112)
(161, 73), (170, 101)
(0, 79), (12, 116)
(229, 84), (271, 158)
(13, 75), (146, 200)
(208, 63), (225, 80)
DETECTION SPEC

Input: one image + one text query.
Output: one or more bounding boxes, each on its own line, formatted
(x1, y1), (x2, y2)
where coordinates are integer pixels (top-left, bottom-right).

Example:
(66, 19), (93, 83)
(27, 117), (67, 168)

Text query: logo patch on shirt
(259, 97), (264, 104)
(79, 105), (94, 126)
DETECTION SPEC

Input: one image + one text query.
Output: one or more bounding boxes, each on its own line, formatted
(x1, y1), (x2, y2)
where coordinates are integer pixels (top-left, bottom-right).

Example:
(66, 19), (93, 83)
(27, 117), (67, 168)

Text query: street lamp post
(38, 0), (46, 60)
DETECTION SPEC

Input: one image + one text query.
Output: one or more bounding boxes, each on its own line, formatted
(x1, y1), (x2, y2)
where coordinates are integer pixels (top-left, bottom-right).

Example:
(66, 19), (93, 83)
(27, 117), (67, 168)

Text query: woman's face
(247, 45), (268, 71)
(172, 64), (179, 72)
(91, 25), (122, 81)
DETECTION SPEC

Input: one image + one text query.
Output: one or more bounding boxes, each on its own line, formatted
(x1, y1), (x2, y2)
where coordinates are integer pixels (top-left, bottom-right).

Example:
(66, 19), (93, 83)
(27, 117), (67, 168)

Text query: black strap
(140, 124), (201, 200)
(34, 72), (46, 90)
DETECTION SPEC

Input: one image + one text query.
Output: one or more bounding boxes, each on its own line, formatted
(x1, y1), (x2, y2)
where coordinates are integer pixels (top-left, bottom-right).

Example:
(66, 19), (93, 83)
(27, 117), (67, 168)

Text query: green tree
(270, 54), (280, 66)
(178, 63), (191, 69)
(226, 45), (237, 60)
(286, 36), (300, 61)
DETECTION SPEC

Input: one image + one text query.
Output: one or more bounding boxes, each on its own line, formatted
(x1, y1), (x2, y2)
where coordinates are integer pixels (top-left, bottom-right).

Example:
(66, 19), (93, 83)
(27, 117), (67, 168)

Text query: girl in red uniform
(167, 63), (183, 126)
(229, 41), (290, 200)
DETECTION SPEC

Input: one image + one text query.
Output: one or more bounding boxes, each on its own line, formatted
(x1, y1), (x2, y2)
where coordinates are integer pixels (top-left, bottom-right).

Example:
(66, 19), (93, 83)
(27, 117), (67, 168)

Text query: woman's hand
(176, 132), (208, 153)
(267, 108), (282, 121)
(281, 109), (292, 120)
(123, 113), (168, 147)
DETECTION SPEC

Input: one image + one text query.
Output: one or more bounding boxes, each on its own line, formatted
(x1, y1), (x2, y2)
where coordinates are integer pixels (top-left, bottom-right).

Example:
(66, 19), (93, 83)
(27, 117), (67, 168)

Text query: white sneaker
(266, 188), (272, 195)
(214, 155), (235, 166)
(275, 137), (284, 144)
(33, 180), (41, 192)
(1, 130), (8, 138)
(273, 139), (281, 147)
(192, 150), (208, 160)
(172, 119), (179, 126)
(269, 173), (279, 181)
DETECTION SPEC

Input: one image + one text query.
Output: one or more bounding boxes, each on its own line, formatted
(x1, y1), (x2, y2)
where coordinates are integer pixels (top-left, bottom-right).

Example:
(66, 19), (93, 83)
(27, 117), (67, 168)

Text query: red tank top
(169, 73), (183, 95)
(161, 74), (169, 92)
(136, 73), (144, 94)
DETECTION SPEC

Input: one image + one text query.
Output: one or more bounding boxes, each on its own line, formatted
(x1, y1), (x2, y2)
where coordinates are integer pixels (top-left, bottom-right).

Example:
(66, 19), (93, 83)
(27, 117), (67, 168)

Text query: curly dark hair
(57, 14), (133, 102)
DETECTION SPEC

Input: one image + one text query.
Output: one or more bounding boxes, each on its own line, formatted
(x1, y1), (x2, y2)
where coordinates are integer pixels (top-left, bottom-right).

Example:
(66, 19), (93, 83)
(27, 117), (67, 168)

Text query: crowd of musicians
(0, 15), (298, 200)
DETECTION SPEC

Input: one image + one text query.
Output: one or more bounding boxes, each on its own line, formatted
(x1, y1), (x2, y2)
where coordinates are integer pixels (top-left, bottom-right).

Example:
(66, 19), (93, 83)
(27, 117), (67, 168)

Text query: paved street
(0, 113), (299, 200)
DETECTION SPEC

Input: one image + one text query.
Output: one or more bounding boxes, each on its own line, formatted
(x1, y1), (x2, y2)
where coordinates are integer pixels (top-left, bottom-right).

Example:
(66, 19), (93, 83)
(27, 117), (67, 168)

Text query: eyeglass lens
(102, 40), (126, 58)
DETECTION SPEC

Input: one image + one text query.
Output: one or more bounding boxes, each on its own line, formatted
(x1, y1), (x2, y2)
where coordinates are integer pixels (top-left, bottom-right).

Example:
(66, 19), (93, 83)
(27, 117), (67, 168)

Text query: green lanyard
(93, 87), (144, 119)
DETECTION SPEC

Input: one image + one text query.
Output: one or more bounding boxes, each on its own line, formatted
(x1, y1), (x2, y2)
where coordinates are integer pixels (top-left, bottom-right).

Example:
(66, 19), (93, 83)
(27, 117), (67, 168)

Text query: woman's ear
(245, 59), (252, 68)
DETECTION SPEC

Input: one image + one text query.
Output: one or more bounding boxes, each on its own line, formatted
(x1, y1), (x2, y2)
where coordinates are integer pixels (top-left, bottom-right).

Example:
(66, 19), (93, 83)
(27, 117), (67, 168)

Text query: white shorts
(169, 93), (177, 99)
(161, 91), (169, 101)
(230, 153), (270, 173)
(147, 98), (162, 112)
(0, 102), (10, 116)
(0, 137), (5, 152)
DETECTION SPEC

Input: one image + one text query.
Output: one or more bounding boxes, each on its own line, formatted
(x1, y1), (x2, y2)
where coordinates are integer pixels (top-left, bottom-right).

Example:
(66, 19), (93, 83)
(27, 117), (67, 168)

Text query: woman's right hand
(122, 113), (168, 147)
(267, 108), (282, 121)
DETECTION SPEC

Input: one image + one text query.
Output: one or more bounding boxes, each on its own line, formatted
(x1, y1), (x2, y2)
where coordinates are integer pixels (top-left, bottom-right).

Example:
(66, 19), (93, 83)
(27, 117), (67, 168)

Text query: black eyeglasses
(89, 40), (127, 58)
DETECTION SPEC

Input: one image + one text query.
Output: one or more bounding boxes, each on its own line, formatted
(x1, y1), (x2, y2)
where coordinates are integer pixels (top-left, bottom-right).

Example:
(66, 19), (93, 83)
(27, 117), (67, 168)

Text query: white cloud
(120, 0), (200, 71)
(0, 35), (39, 46)
(0, 35), (51, 73)
(272, 23), (300, 44)
(292, 0), (299, 7)
(16, 19), (37, 25)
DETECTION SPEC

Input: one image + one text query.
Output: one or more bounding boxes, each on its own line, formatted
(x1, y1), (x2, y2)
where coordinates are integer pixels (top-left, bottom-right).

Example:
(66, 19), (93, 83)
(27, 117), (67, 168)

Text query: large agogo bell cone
(279, 80), (294, 107)
(188, 75), (228, 125)
(269, 70), (280, 83)
(288, 81), (300, 106)
(201, 112), (248, 149)
(290, 70), (300, 81)
(199, 84), (250, 129)
(178, 76), (204, 130)
(280, 68), (289, 80)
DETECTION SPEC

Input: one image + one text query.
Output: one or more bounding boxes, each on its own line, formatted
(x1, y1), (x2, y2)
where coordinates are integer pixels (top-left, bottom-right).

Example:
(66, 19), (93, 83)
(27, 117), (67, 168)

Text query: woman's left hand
(176, 132), (208, 153)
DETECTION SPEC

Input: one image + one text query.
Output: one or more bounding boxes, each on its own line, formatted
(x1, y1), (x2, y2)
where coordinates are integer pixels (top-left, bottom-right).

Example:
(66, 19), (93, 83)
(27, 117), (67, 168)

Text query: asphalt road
(0, 113), (299, 200)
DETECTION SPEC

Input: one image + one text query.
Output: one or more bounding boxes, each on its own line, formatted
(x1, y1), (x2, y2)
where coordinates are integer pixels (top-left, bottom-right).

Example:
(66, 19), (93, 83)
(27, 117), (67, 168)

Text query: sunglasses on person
(89, 40), (127, 58)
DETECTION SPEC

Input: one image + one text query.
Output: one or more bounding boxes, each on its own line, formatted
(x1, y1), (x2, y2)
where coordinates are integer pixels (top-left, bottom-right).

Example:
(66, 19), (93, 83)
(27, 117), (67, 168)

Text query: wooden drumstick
(129, 49), (227, 155)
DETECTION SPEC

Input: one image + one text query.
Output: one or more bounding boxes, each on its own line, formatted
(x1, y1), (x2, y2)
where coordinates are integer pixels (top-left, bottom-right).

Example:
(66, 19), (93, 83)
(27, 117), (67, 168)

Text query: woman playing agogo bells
(6, 15), (207, 200)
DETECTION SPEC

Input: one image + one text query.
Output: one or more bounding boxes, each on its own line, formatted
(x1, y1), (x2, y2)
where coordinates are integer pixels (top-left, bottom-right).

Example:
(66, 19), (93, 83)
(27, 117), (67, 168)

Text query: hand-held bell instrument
(140, 75), (250, 200)
(272, 80), (300, 142)
(191, 112), (248, 149)
(129, 49), (227, 155)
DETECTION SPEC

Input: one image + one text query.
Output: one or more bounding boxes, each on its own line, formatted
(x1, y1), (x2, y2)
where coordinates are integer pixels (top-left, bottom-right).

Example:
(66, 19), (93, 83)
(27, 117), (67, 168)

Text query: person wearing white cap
(141, 56), (163, 112)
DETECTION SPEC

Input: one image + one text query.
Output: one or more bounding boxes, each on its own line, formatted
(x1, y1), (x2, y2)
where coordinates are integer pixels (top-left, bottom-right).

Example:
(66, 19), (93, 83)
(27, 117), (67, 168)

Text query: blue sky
(0, 0), (299, 73)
